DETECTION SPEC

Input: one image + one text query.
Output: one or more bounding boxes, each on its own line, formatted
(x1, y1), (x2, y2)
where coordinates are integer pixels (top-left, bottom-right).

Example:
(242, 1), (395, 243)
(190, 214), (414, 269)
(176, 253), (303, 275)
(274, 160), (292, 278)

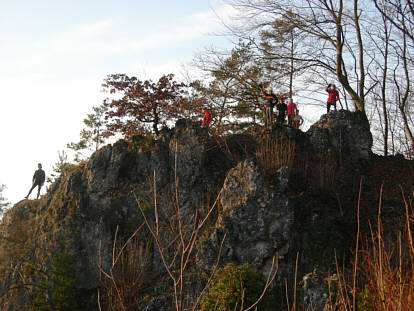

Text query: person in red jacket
(202, 108), (212, 128)
(287, 98), (298, 126)
(326, 84), (339, 113)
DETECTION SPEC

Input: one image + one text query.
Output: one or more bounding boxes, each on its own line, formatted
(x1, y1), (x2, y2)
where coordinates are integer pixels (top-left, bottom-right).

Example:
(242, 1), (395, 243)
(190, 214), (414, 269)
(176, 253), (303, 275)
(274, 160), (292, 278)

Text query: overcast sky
(0, 0), (237, 204)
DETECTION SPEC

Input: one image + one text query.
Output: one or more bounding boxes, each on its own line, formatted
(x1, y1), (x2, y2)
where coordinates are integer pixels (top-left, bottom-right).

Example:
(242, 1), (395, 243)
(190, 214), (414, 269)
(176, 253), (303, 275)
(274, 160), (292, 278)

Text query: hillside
(0, 111), (412, 311)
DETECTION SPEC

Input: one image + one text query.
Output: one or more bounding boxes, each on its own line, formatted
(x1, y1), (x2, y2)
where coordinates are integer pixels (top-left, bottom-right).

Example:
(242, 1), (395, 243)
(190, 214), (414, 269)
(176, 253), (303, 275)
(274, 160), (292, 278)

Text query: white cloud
(44, 4), (233, 56)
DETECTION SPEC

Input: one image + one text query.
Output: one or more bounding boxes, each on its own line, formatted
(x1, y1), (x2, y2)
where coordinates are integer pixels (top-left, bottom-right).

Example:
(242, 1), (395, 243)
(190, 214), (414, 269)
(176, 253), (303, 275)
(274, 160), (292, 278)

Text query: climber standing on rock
(259, 83), (278, 126)
(25, 163), (46, 200)
(287, 98), (298, 126)
(276, 96), (287, 125)
(326, 84), (339, 113)
(202, 107), (212, 128)
(293, 114), (304, 129)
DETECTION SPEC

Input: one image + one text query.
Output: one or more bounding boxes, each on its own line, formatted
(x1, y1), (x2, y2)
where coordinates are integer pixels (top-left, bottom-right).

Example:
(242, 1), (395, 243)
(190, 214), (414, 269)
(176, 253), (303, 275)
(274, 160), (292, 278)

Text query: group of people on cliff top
(202, 82), (340, 130)
(259, 83), (303, 128)
(23, 84), (338, 201)
(259, 82), (340, 128)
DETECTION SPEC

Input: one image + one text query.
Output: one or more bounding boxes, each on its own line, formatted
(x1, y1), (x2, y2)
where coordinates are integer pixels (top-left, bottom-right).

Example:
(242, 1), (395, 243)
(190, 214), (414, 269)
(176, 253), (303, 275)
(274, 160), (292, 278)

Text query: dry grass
(356, 188), (414, 311)
(98, 224), (152, 311)
(322, 187), (414, 311)
(256, 134), (296, 175)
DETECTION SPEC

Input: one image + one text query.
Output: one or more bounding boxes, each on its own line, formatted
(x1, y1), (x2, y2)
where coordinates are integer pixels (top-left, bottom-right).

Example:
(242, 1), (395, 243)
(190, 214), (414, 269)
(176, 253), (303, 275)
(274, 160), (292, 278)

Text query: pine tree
(67, 104), (106, 162)
(0, 184), (10, 214)
(47, 151), (71, 184)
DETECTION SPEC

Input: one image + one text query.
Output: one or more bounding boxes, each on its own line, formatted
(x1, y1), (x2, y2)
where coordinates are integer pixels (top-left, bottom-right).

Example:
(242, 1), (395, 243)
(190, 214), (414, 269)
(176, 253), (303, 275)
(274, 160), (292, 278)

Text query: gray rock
(307, 110), (372, 170)
(198, 159), (293, 278)
(302, 269), (331, 311)
(0, 111), (375, 309)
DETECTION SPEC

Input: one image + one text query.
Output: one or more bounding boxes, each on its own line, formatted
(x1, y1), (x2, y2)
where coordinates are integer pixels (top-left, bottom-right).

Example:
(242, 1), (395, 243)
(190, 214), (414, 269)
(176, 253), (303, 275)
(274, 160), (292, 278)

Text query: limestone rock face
(307, 110), (372, 169)
(198, 160), (293, 277)
(0, 111), (375, 310)
(0, 120), (230, 309)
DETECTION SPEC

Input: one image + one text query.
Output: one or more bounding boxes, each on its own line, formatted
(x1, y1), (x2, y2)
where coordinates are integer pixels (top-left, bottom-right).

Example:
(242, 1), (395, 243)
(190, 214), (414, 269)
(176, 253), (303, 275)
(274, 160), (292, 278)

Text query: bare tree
(393, 28), (414, 153)
(372, 0), (414, 45)
(220, 0), (378, 116)
(365, 7), (393, 155)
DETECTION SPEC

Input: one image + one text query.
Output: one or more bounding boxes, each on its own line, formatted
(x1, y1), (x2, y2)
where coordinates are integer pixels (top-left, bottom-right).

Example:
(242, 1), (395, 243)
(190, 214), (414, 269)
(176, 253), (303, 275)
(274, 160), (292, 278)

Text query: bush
(200, 263), (271, 311)
(31, 252), (79, 311)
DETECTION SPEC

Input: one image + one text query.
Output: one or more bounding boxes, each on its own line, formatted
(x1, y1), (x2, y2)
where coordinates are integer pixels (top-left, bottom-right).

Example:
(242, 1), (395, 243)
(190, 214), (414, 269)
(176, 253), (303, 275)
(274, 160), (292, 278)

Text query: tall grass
(356, 188), (414, 311)
(256, 134), (296, 174)
(323, 187), (414, 311)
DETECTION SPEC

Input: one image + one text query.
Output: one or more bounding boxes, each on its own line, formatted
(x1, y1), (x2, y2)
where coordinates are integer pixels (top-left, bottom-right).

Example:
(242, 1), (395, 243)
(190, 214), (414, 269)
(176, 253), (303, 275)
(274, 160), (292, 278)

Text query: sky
(0, 0), (238, 204)
(0, 1), (325, 206)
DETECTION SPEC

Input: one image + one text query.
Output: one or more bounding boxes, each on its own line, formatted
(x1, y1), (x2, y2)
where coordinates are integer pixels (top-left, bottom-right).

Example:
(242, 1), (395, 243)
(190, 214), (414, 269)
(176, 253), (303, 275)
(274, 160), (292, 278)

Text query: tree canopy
(102, 73), (187, 137)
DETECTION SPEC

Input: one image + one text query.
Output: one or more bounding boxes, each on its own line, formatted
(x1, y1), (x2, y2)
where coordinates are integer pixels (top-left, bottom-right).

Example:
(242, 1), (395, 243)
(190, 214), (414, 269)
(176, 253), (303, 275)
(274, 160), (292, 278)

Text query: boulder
(307, 110), (372, 170)
(198, 159), (294, 278)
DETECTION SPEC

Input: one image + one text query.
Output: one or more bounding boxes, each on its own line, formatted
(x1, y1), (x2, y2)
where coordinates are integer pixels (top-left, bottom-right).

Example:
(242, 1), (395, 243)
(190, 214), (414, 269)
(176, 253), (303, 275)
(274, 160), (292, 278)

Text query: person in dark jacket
(259, 84), (278, 126)
(26, 163), (46, 199)
(326, 84), (339, 113)
(276, 97), (287, 124)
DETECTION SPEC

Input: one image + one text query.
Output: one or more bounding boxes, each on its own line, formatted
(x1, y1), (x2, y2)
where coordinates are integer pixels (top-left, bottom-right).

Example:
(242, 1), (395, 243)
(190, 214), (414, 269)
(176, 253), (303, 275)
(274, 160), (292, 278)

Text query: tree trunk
(153, 108), (159, 136)
(399, 23), (414, 154)
(334, 0), (363, 113)
(381, 15), (390, 156)
(289, 30), (294, 99)
(354, 0), (365, 110)
(399, 105), (414, 151)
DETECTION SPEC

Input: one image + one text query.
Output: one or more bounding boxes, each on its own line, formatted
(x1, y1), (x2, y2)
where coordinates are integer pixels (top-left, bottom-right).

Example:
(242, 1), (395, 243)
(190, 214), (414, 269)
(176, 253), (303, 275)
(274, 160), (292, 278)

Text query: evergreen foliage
(47, 150), (71, 184)
(0, 184), (10, 214)
(31, 253), (79, 311)
(67, 104), (106, 162)
(200, 263), (271, 311)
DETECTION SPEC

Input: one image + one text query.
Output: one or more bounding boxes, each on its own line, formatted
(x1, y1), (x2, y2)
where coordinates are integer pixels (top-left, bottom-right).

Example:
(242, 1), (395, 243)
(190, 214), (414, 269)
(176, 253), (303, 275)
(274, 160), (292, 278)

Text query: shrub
(31, 252), (79, 311)
(200, 263), (271, 311)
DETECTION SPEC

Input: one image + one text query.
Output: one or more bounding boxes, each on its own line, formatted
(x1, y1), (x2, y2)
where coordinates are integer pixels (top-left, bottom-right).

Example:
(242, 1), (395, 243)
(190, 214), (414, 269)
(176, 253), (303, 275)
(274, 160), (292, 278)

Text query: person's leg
(26, 182), (37, 198)
(268, 107), (272, 125)
(269, 107), (273, 124)
(36, 184), (42, 199)
(333, 100), (337, 111)
(293, 118), (298, 129)
(327, 102), (331, 113)
(277, 114), (283, 124)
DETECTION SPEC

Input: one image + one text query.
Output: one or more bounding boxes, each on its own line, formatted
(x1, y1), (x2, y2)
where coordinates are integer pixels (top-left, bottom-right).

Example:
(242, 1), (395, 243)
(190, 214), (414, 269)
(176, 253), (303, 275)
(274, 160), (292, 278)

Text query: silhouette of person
(259, 84), (278, 126)
(276, 97), (287, 124)
(26, 163), (45, 199)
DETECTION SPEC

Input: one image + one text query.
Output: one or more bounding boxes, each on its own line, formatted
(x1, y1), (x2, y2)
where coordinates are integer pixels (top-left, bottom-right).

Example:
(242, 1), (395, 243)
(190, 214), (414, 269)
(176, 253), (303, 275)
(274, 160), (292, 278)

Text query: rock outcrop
(308, 109), (372, 170)
(198, 160), (293, 279)
(0, 111), (374, 310)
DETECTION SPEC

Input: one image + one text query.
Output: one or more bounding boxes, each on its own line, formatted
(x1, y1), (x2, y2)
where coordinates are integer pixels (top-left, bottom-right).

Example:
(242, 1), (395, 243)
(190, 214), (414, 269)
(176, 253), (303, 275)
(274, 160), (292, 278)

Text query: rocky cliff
(0, 110), (381, 310)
